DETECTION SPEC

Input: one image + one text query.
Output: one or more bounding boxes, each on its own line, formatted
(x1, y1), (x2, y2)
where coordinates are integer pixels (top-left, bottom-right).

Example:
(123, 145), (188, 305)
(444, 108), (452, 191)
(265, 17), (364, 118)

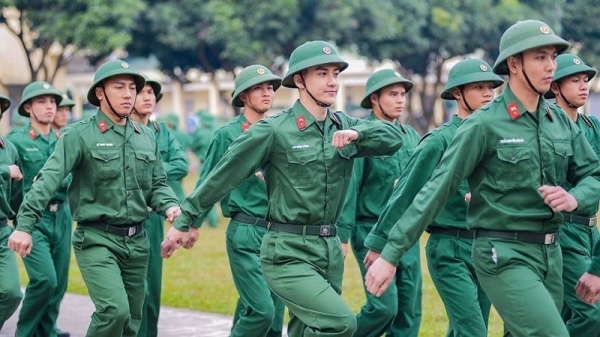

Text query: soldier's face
(241, 82), (275, 114)
(134, 84), (156, 116)
(96, 75), (137, 116)
(299, 64), (340, 105)
(515, 46), (558, 92)
(25, 95), (57, 125)
(553, 73), (590, 108)
(53, 106), (71, 129)
(372, 84), (407, 121)
(458, 81), (496, 112)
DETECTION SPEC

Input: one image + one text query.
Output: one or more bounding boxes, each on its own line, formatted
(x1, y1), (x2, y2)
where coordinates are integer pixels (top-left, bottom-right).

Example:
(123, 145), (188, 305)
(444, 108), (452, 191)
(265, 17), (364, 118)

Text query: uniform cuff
(380, 245), (402, 266)
(364, 233), (387, 253)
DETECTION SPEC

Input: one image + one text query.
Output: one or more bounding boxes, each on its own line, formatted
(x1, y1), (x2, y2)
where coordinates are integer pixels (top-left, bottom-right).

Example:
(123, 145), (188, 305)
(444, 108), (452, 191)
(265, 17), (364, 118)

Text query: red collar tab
(507, 102), (520, 120)
(98, 120), (109, 133)
(29, 129), (37, 140)
(241, 122), (251, 132)
(296, 115), (307, 130)
(152, 121), (160, 132)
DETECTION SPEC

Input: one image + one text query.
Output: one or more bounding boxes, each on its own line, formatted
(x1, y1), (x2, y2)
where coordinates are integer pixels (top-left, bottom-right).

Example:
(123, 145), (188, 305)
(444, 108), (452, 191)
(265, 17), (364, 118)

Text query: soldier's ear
(451, 87), (462, 100)
(95, 86), (104, 102)
(506, 55), (520, 75)
(293, 74), (305, 89)
(23, 101), (33, 114)
(240, 91), (248, 104)
(369, 93), (378, 106)
(550, 82), (560, 95)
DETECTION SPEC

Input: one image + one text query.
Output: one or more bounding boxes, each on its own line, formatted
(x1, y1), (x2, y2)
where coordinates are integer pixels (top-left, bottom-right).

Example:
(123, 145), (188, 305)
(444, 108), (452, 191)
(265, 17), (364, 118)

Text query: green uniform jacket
(365, 115), (470, 252)
(174, 100), (404, 231)
(591, 240), (600, 275)
(8, 125), (69, 203)
(15, 110), (179, 234)
(561, 113), (600, 216)
(148, 120), (188, 190)
(191, 114), (268, 227)
(378, 86), (600, 266)
(0, 138), (23, 220)
(338, 112), (419, 242)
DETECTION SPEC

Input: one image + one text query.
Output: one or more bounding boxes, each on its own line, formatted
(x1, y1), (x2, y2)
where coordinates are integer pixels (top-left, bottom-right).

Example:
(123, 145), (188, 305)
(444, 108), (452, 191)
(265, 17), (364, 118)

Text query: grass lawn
(18, 173), (504, 336)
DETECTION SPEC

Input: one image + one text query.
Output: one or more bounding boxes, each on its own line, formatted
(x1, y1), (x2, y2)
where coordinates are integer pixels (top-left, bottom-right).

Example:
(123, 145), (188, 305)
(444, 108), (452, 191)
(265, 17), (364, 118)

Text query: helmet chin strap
(101, 83), (131, 120)
(376, 100), (394, 120)
(299, 73), (331, 107)
(459, 87), (476, 113)
(520, 55), (545, 96)
(557, 84), (579, 108)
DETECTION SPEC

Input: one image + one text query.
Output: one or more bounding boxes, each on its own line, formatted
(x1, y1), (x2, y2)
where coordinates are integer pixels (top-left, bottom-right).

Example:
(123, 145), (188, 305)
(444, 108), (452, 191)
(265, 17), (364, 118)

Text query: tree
(0, 0), (145, 83)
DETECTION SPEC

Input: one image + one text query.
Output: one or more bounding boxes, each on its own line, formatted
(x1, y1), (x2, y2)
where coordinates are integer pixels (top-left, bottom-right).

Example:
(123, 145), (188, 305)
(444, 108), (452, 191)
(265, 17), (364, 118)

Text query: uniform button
(511, 156), (516, 161)
(300, 159), (306, 164)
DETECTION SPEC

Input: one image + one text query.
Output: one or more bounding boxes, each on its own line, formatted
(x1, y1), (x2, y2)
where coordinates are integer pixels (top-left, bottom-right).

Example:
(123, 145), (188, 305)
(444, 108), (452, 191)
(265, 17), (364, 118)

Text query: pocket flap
(134, 150), (156, 163)
(497, 147), (531, 164)
(286, 149), (318, 165)
(90, 150), (120, 163)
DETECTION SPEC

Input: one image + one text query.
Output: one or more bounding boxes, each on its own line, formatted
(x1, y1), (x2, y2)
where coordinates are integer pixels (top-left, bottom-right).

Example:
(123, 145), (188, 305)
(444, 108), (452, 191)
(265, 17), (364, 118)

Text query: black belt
(232, 213), (269, 228)
(427, 226), (475, 239)
(475, 229), (558, 245)
(356, 217), (379, 223)
(80, 221), (143, 237)
(45, 201), (65, 213)
(267, 222), (337, 237)
(562, 212), (597, 227)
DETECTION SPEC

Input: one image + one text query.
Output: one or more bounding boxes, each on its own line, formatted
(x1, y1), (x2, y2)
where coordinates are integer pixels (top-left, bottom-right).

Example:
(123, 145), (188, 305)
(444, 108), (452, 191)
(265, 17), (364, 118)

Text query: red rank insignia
(241, 122), (250, 132)
(98, 120), (109, 133)
(29, 129), (36, 140)
(507, 102), (520, 120)
(296, 115), (307, 130)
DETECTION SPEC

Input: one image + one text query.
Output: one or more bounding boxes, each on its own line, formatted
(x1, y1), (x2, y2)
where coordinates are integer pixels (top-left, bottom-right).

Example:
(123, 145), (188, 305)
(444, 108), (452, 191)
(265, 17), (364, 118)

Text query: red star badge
(98, 120), (109, 133)
(507, 102), (520, 120)
(296, 115), (307, 130)
(241, 122), (251, 132)
(29, 129), (36, 140)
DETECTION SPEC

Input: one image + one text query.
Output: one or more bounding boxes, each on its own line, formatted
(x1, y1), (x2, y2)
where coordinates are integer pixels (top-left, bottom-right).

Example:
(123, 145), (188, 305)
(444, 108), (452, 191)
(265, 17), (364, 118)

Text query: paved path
(1, 292), (239, 337)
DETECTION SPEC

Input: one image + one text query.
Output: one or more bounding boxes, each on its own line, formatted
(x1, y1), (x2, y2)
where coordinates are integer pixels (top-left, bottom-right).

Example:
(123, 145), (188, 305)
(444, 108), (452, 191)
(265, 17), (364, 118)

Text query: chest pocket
(552, 141), (572, 184)
(286, 149), (318, 188)
(90, 150), (121, 181)
(496, 146), (536, 188)
(21, 151), (47, 182)
(134, 149), (157, 188)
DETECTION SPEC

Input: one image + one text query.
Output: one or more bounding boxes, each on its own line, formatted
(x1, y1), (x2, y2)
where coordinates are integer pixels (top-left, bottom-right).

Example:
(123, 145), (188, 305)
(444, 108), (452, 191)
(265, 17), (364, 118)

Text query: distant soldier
(157, 113), (190, 202)
(53, 93), (75, 130)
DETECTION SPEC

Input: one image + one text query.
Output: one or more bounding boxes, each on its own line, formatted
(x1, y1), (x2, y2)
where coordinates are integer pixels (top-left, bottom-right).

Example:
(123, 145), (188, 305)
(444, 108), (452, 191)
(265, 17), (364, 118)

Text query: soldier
(156, 113), (190, 202)
(546, 54), (600, 335)
(162, 40), (404, 337)
(364, 20), (600, 337)
(7, 81), (73, 337)
(365, 59), (504, 337)
(130, 75), (188, 337)
(184, 64), (285, 337)
(8, 60), (181, 337)
(53, 93), (74, 130)
(0, 93), (24, 331)
(338, 69), (422, 337)
(576, 241), (600, 304)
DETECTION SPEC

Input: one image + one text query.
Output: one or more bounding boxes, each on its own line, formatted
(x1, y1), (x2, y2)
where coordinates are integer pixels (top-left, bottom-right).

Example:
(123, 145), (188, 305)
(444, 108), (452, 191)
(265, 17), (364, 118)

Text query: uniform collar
(27, 123), (58, 141)
(368, 111), (406, 133)
(450, 114), (463, 125)
(292, 100), (341, 131)
(96, 109), (141, 134)
(502, 85), (553, 122)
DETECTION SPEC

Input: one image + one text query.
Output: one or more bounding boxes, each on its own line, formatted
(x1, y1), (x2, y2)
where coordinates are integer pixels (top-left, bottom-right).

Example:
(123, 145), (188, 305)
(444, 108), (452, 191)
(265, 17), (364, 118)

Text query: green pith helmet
(0, 93), (10, 114)
(58, 92), (75, 108)
(86, 60), (145, 106)
(142, 74), (163, 103)
(231, 65), (281, 107)
(441, 59), (505, 100)
(157, 112), (179, 128)
(493, 20), (570, 75)
(360, 69), (414, 108)
(545, 54), (597, 99)
(18, 81), (63, 117)
(281, 41), (349, 88)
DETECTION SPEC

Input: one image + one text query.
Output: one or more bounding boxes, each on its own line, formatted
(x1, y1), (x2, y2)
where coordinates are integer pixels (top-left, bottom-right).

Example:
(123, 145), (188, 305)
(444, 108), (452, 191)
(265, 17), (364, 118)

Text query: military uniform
(158, 113), (190, 202)
(189, 65), (286, 337)
(14, 61), (179, 337)
(546, 54), (600, 335)
(8, 82), (72, 337)
(0, 94), (24, 331)
(338, 69), (421, 337)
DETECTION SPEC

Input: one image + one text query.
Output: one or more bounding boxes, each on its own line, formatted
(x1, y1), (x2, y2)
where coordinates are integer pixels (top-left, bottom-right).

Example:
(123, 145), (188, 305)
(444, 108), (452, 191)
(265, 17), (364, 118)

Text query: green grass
(18, 174), (505, 336)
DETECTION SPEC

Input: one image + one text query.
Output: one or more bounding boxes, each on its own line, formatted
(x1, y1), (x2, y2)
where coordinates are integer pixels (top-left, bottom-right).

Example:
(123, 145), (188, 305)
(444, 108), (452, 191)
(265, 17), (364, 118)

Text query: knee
(341, 314), (358, 336)
(30, 275), (58, 295)
(0, 287), (23, 308)
(102, 302), (130, 325)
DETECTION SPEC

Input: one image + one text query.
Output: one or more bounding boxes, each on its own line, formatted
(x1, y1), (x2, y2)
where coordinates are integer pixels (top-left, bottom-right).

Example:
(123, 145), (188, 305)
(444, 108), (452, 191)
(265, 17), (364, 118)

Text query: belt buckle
(320, 225), (331, 236)
(49, 204), (58, 212)
(128, 226), (136, 237)
(544, 233), (556, 245)
(589, 217), (597, 227)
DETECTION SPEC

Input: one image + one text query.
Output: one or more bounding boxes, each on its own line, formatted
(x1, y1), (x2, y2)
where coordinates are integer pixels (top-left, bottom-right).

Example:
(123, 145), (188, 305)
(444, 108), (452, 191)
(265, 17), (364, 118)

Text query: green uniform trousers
(426, 233), (490, 337)
(138, 212), (164, 337)
(350, 221), (397, 337)
(473, 237), (568, 337)
(227, 220), (284, 337)
(559, 222), (600, 336)
(261, 231), (356, 337)
(387, 241), (422, 337)
(73, 225), (149, 337)
(17, 208), (72, 337)
(0, 224), (22, 330)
